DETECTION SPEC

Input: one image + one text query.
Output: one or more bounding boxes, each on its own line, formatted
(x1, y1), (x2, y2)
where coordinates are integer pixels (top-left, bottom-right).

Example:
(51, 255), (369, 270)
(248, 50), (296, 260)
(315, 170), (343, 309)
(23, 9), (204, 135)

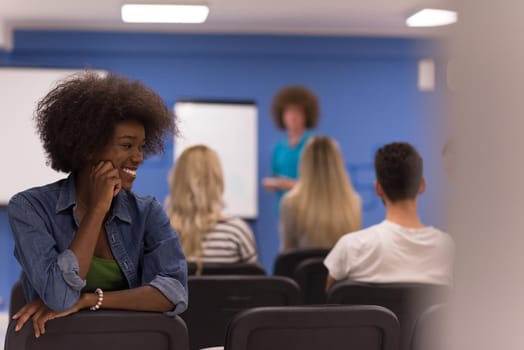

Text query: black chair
(181, 276), (301, 350)
(327, 281), (450, 350)
(410, 304), (447, 350)
(293, 257), (328, 304)
(187, 262), (266, 276)
(273, 248), (330, 277)
(5, 309), (189, 350)
(9, 280), (25, 319)
(224, 305), (400, 350)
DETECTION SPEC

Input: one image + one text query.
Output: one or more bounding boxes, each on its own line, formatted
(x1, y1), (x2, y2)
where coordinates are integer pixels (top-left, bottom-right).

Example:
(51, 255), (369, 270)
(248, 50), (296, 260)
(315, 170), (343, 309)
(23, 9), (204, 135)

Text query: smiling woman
(6, 72), (187, 338)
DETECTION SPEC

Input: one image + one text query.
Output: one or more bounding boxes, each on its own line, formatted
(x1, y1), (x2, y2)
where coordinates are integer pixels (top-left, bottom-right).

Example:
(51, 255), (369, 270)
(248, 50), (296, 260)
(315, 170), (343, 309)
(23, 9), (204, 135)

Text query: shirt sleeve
(234, 220), (258, 264)
(323, 235), (357, 281)
(8, 193), (84, 312)
(141, 199), (188, 315)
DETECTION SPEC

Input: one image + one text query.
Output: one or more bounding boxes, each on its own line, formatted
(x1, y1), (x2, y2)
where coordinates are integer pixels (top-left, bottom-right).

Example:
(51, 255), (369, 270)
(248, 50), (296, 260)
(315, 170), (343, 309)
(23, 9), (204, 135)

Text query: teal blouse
(271, 130), (313, 204)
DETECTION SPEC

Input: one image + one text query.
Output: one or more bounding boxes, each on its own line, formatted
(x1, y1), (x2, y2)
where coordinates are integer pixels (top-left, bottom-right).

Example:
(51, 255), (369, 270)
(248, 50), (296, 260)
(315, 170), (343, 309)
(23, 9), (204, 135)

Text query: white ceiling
(0, 0), (455, 48)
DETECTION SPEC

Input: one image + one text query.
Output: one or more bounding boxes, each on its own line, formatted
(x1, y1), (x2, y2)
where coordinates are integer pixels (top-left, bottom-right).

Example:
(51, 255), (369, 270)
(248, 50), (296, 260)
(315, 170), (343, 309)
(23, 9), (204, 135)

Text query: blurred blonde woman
(166, 145), (258, 270)
(280, 136), (362, 250)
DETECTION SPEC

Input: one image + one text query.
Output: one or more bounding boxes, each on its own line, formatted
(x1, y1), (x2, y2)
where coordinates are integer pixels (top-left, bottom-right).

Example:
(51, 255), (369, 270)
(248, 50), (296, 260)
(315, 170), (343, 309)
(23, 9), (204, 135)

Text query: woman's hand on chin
(88, 161), (122, 215)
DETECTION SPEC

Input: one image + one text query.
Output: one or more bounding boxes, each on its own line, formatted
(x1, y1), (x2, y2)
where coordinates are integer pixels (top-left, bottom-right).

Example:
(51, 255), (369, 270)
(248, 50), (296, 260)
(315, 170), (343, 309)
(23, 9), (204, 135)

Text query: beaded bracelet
(90, 288), (104, 311)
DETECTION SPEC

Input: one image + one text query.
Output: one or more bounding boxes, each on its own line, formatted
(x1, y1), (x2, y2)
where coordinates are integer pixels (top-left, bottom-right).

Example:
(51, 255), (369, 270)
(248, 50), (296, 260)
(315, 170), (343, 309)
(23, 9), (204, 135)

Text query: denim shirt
(8, 174), (188, 314)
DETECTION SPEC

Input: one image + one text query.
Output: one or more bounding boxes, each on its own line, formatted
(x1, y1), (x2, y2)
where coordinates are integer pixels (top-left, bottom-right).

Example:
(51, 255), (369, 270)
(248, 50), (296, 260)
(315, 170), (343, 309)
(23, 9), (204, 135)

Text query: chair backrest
(224, 305), (400, 350)
(293, 257), (328, 304)
(187, 262), (266, 276)
(4, 310), (189, 350)
(181, 276), (301, 350)
(410, 304), (447, 350)
(273, 248), (330, 277)
(9, 280), (25, 319)
(327, 281), (450, 350)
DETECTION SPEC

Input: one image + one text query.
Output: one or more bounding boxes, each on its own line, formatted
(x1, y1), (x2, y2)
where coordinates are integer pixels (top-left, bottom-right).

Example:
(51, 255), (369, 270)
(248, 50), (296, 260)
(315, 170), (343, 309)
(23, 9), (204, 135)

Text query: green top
(83, 256), (128, 293)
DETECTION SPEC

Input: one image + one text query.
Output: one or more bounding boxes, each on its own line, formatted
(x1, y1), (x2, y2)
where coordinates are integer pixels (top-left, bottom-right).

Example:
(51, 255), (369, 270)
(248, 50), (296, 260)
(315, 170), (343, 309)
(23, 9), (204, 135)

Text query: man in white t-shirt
(324, 142), (454, 290)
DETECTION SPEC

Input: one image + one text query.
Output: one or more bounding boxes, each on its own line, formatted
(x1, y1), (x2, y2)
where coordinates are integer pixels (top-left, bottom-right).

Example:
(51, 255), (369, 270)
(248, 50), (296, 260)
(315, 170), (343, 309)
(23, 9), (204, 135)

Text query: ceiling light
(406, 9), (457, 27)
(121, 4), (209, 24)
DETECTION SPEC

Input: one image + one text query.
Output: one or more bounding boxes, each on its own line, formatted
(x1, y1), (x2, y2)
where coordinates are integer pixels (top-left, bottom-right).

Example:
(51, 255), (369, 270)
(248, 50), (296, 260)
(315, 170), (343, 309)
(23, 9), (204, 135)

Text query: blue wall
(0, 30), (447, 310)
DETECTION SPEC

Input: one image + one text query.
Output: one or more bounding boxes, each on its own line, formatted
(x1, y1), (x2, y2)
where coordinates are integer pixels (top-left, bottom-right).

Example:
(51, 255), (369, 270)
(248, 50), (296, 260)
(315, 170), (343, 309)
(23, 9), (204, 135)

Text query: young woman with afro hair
(7, 72), (187, 337)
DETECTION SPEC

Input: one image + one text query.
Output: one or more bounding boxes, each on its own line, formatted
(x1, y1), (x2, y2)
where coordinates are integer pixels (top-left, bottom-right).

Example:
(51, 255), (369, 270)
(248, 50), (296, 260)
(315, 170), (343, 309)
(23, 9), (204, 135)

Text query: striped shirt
(197, 218), (258, 264)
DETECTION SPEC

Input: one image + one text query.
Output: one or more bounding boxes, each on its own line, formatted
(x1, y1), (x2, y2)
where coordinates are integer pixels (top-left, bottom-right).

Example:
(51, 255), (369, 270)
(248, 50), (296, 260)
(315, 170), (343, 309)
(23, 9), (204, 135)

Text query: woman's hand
(262, 177), (279, 192)
(12, 295), (93, 338)
(262, 177), (296, 192)
(277, 177), (296, 191)
(88, 161), (122, 214)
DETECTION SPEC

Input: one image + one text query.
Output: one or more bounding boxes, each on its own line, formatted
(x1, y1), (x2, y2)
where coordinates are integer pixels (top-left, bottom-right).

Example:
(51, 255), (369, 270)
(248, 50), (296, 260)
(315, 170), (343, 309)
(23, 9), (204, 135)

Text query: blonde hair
(281, 136), (362, 249)
(166, 145), (224, 266)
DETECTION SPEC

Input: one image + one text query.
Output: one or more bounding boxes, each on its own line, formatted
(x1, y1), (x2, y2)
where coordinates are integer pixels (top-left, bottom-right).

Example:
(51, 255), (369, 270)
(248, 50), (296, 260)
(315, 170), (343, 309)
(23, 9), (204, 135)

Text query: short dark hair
(374, 142), (423, 202)
(271, 85), (320, 129)
(35, 71), (176, 173)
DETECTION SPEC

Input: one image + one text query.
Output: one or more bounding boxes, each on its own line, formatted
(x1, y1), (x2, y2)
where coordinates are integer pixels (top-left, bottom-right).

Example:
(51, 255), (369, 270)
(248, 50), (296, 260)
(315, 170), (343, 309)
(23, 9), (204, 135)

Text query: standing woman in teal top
(262, 86), (320, 203)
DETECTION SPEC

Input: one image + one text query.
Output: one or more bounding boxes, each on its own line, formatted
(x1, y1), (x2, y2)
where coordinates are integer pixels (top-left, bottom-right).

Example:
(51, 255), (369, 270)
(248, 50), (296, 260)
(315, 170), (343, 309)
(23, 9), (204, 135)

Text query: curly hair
(374, 142), (423, 202)
(35, 71), (176, 173)
(271, 85), (320, 130)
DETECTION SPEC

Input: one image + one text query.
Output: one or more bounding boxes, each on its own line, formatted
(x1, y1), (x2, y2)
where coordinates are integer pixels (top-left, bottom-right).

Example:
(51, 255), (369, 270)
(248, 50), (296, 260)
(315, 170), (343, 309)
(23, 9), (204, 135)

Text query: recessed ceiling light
(406, 9), (457, 27)
(121, 4), (209, 24)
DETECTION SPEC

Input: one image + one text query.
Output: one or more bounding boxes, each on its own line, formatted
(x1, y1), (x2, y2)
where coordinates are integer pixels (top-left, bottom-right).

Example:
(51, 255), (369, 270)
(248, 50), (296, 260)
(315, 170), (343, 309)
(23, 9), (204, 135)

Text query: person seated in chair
(324, 142), (454, 290)
(279, 136), (362, 251)
(165, 145), (258, 274)
(8, 72), (188, 338)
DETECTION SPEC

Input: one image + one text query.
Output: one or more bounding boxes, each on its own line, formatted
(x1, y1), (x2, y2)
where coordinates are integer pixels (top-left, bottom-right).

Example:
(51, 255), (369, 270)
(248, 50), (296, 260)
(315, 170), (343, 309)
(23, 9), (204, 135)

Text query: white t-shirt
(324, 220), (454, 285)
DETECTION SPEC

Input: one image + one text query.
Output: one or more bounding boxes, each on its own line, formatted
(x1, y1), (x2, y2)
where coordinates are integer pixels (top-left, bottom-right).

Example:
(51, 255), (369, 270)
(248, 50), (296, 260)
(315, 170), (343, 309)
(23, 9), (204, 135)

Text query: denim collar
(55, 173), (132, 224)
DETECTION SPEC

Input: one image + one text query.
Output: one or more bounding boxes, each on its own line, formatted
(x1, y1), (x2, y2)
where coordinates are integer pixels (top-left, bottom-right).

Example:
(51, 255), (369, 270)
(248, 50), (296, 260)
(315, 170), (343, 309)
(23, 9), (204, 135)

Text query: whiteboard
(174, 101), (258, 218)
(0, 68), (106, 204)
